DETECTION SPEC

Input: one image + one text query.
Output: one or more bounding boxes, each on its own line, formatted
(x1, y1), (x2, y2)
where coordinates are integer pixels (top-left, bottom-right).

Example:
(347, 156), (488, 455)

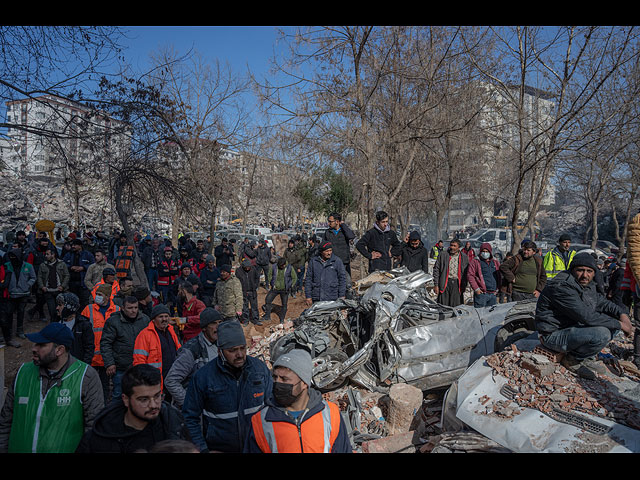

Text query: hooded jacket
(4, 249), (36, 298)
(75, 399), (189, 453)
(244, 387), (352, 453)
(467, 243), (501, 293)
(355, 223), (402, 272)
(535, 270), (624, 336)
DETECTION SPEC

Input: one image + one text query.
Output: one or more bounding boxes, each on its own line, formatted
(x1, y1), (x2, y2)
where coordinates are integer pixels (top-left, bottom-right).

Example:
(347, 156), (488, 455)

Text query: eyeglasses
(132, 392), (165, 406)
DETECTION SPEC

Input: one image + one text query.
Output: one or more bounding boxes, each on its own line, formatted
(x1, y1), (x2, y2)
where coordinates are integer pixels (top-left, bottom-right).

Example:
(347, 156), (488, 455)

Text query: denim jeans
(473, 292), (497, 308)
(146, 268), (158, 291)
(540, 325), (615, 361)
(111, 370), (125, 403)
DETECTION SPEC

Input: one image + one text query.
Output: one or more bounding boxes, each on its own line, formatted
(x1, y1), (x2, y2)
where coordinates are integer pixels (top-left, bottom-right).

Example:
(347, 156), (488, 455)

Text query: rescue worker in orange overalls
(81, 283), (120, 405)
(244, 349), (352, 453)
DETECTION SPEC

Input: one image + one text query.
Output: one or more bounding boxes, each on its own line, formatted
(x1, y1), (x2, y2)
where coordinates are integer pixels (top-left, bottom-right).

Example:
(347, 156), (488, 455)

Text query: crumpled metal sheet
(452, 357), (640, 453)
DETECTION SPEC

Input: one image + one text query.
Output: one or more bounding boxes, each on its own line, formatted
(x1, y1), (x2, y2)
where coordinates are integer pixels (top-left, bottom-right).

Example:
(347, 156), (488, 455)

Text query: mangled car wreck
(270, 268), (538, 394)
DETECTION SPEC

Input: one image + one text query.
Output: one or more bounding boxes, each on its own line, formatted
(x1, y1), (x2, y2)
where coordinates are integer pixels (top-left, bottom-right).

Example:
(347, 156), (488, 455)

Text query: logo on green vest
(57, 389), (72, 406)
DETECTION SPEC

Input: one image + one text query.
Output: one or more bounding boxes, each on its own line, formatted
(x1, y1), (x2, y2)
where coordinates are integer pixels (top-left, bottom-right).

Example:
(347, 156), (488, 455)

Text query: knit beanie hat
(273, 349), (313, 386)
(409, 231), (421, 241)
(318, 241), (332, 253)
(151, 304), (170, 319)
(217, 320), (246, 349)
(559, 234), (571, 242)
(220, 264), (232, 273)
(570, 252), (597, 271)
(200, 307), (223, 328)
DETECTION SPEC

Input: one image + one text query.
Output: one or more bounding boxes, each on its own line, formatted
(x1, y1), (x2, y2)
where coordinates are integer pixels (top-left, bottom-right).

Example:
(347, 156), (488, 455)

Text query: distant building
(445, 82), (556, 232)
(3, 94), (129, 178)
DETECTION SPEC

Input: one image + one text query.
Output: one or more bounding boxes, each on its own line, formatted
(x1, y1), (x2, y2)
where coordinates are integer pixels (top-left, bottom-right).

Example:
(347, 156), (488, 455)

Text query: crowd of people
(1, 209), (638, 453)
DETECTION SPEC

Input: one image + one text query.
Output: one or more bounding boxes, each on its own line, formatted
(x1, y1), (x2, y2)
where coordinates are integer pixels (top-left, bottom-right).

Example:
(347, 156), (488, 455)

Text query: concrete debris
(483, 343), (640, 430)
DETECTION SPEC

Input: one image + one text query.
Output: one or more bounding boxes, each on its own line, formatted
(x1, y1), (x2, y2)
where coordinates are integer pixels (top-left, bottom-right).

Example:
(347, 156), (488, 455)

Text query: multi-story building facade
(3, 94), (129, 178)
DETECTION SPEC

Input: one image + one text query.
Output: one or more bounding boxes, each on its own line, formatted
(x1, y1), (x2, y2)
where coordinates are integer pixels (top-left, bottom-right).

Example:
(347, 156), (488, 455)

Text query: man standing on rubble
(244, 349), (352, 453)
(535, 252), (633, 379)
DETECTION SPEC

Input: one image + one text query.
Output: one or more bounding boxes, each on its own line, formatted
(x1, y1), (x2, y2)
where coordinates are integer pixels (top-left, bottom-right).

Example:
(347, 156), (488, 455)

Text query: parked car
(270, 268), (537, 394)
(570, 243), (610, 259)
(595, 239), (620, 255)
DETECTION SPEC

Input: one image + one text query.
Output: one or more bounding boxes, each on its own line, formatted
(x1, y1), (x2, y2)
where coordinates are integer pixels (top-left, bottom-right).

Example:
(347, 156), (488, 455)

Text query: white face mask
(94, 295), (104, 305)
(480, 251), (491, 260)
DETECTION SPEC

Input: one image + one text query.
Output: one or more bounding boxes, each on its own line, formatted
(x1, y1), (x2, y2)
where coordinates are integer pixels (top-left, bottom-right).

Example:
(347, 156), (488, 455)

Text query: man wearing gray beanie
(182, 320), (272, 452)
(244, 348), (352, 453)
(535, 251), (633, 380)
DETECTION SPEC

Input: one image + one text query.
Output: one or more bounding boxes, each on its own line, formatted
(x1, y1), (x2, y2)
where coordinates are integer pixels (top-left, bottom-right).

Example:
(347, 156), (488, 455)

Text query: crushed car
(270, 268), (539, 393)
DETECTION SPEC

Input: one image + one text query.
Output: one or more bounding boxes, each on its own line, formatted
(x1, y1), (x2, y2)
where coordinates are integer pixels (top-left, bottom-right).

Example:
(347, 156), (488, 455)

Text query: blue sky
(119, 26), (291, 80)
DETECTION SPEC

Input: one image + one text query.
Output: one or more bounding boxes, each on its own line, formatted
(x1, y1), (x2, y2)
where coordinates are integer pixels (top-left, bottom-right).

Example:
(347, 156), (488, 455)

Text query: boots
(561, 353), (609, 380)
(633, 329), (640, 369)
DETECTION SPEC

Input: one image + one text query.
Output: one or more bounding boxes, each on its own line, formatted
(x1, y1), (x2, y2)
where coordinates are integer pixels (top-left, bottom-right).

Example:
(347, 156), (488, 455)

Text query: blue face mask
(480, 251), (491, 260)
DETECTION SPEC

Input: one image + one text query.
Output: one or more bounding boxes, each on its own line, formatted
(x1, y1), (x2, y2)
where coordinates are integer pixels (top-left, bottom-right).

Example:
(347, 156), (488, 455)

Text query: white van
(247, 226), (273, 237)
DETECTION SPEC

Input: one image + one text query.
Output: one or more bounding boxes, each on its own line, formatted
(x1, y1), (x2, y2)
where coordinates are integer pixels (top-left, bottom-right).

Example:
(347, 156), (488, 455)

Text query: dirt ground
(2, 256), (368, 390)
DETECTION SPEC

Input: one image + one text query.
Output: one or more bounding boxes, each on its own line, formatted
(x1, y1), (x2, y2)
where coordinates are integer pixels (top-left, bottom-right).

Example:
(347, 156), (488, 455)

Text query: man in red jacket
(176, 281), (206, 342)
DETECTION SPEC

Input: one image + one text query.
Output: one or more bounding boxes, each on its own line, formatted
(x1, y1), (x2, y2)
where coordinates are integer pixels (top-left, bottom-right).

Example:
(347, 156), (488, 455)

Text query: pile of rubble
(481, 343), (640, 430)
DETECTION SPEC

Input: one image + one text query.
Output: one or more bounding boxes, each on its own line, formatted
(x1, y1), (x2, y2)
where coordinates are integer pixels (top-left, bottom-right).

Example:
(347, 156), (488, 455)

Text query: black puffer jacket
(535, 270), (624, 336)
(398, 241), (429, 273)
(75, 399), (190, 453)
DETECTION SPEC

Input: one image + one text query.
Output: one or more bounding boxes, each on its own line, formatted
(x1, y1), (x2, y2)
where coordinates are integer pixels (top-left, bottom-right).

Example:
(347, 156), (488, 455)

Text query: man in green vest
(543, 234), (576, 279)
(0, 322), (104, 453)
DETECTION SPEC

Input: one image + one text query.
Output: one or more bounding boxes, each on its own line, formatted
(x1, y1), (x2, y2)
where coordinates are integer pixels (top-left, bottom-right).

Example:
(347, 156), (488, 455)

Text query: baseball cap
(26, 322), (74, 348)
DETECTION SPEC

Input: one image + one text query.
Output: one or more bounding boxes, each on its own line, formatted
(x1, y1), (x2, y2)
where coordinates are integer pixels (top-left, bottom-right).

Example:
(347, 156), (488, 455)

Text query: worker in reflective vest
(81, 283), (120, 404)
(158, 247), (179, 303)
(244, 349), (352, 453)
(132, 304), (181, 393)
(542, 234), (576, 279)
(114, 244), (135, 281)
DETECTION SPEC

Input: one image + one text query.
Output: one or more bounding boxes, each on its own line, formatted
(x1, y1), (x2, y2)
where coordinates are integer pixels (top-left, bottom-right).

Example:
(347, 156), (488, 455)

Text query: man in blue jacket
(304, 242), (347, 307)
(182, 320), (272, 453)
(535, 252), (633, 380)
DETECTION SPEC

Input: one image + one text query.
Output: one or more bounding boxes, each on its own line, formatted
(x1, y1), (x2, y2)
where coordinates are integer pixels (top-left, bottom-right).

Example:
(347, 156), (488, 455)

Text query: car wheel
(312, 348), (349, 393)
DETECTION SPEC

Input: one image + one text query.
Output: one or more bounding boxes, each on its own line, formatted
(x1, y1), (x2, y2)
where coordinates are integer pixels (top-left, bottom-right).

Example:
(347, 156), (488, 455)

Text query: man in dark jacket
(304, 242), (347, 306)
(236, 259), (261, 326)
(182, 320), (272, 453)
(399, 231), (429, 273)
(199, 255), (220, 307)
(499, 240), (546, 302)
(55, 292), (94, 365)
(432, 239), (469, 307)
(255, 239), (273, 290)
(535, 252), (633, 380)
(355, 211), (403, 273)
(75, 364), (191, 453)
(262, 257), (297, 324)
(36, 246), (70, 321)
(100, 297), (151, 403)
(141, 237), (162, 291)
(214, 238), (235, 268)
(63, 239), (95, 312)
(323, 213), (355, 277)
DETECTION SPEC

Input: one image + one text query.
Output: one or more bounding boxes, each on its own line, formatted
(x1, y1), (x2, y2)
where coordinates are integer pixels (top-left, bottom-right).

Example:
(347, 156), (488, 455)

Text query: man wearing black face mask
(244, 349), (352, 453)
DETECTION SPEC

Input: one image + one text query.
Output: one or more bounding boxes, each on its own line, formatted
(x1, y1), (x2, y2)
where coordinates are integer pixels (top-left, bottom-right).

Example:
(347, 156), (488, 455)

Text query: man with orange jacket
(132, 304), (181, 399)
(244, 349), (352, 453)
(81, 283), (120, 405)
